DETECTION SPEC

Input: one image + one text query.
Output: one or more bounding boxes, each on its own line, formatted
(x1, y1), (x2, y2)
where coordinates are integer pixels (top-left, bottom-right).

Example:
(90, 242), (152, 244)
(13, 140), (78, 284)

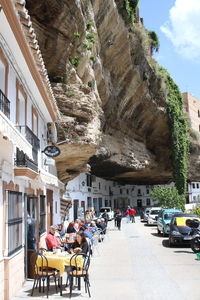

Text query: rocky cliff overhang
(26, 0), (173, 184)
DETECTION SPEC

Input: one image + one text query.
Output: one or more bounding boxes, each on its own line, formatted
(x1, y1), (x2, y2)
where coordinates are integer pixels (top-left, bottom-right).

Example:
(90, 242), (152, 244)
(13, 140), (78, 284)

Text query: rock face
(26, 0), (173, 184)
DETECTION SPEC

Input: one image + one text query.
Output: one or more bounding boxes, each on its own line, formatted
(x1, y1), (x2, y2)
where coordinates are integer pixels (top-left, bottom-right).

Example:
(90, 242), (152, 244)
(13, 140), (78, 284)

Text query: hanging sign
(43, 145), (61, 157)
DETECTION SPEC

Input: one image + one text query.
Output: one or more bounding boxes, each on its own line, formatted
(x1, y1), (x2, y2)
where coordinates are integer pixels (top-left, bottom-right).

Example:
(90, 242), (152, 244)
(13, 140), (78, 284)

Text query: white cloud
(161, 0), (200, 61)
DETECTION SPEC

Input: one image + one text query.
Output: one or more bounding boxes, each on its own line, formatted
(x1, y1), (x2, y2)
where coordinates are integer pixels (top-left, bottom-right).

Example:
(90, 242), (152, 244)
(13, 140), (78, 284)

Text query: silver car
(142, 207), (152, 222)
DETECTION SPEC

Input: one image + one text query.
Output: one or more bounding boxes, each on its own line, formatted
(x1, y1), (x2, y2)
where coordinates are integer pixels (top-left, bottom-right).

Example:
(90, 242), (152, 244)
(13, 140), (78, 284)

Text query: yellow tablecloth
(37, 253), (83, 276)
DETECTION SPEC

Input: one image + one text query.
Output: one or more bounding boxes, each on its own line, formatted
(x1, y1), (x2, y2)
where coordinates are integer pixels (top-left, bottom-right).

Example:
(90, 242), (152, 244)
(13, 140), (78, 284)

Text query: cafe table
(37, 252), (83, 295)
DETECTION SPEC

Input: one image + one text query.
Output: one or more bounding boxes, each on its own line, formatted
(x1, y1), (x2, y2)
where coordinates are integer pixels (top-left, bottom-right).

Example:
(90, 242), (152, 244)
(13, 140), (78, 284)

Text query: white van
(99, 207), (114, 221)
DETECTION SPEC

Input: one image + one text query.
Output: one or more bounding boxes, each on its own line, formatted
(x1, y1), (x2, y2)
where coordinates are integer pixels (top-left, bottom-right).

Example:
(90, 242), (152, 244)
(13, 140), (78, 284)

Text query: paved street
(12, 217), (200, 300)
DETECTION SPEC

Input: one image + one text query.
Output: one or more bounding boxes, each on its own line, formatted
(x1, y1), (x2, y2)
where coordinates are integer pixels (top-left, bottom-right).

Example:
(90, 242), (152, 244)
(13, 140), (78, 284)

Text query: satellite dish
(50, 122), (58, 144)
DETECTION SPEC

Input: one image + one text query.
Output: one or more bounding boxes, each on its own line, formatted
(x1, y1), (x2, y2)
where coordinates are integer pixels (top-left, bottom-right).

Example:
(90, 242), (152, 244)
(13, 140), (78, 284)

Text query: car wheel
(157, 228), (161, 235)
(191, 237), (200, 253)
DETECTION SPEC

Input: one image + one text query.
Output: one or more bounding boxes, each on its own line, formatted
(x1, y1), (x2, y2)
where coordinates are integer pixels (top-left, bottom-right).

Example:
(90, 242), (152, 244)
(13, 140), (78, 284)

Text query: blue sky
(139, 0), (200, 99)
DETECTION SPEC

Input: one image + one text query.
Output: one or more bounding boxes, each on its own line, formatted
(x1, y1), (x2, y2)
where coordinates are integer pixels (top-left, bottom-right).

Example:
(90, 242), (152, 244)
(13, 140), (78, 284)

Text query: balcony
(14, 148), (38, 179)
(0, 89), (10, 119)
(16, 125), (40, 150)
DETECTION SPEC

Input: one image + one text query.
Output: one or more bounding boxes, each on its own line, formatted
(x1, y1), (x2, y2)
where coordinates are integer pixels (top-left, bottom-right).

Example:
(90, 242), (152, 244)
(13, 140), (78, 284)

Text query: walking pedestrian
(129, 207), (136, 223)
(114, 211), (118, 227)
(102, 210), (109, 224)
(115, 209), (122, 230)
(125, 208), (130, 223)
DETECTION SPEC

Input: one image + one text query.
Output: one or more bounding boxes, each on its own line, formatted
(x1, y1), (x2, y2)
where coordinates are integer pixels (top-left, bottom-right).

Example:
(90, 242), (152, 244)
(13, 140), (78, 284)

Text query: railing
(15, 148), (38, 173)
(0, 89), (10, 119)
(16, 125), (40, 150)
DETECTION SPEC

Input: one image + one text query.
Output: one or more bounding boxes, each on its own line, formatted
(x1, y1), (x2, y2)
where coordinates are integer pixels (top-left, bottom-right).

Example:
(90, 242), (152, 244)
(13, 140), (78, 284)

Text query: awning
(0, 111), (33, 158)
(60, 192), (72, 220)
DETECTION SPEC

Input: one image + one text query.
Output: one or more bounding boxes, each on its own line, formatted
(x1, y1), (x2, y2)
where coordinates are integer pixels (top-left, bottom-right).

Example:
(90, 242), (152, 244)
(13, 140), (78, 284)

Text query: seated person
(67, 222), (76, 233)
(74, 219), (81, 231)
(45, 225), (61, 251)
(96, 218), (105, 232)
(89, 221), (98, 234)
(57, 223), (66, 237)
(71, 231), (89, 254)
(100, 218), (107, 234)
(80, 224), (93, 245)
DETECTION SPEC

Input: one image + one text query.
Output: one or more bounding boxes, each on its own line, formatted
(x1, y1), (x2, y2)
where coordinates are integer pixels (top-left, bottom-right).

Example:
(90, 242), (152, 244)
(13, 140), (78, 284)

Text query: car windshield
(150, 210), (160, 215)
(100, 208), (110, 212)
(164, 213), (174, 220)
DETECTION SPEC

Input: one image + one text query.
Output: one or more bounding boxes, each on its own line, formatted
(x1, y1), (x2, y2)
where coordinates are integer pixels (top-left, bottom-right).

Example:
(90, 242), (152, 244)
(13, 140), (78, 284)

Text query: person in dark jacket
(102, 210), (109, 224)
(71, 231), (89, 254)
(115, 209), (122, 230)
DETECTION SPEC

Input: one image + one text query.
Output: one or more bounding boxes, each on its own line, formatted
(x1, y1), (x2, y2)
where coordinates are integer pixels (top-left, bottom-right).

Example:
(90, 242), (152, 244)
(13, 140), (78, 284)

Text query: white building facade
(0, 1), (64, 299)
(67, 173), (200, 221)
(66, 173), (172, 220)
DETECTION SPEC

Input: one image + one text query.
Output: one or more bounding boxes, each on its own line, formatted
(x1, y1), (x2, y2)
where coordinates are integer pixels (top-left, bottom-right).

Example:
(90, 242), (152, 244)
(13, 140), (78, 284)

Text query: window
(127, 189), (129, 194)
(197, 184), (199, 189)
(146, 198), (151, 206)
(16, 83), (27, 126)
(32, 107), (38, 136)
(105, 200), (109, 206)
(120, 189), (122, 194)
(199, 125), (200, 132)
(193, 196), (196, 202)
(146, 189), (149, 194)
(87, 197), (92, 208)
(7, 191), (23, 256)
(39, 195), (46, 234)
(86, 174), (92, 187)
(138, 189), (141, 195)
(192, 183), (195, 189)
(0, 59), (6, 93)
(0, 48), (8, 95)
(198, 110), (200, 118)
(99, 182), (101, 190)
(98, 198), (102, 210)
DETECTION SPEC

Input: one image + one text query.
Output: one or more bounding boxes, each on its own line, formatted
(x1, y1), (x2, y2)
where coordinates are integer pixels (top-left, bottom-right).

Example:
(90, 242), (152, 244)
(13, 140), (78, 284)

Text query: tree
(151, 186), (185, 211)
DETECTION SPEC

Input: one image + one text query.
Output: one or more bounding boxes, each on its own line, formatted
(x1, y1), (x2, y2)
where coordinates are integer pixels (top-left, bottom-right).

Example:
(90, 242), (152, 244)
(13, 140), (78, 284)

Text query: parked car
(168, 213), (199, 247)
(157, 209), (181, 236)
(147, 207), (161, 225)
(99, 207), (114, 221)
(141, 207), (152, 222)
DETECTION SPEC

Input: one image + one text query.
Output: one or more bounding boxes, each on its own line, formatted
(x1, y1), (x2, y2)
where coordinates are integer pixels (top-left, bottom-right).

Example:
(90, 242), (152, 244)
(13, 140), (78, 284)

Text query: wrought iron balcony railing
(16, 125), (40, 150)
(15, 148), (38, 173)
(0, 89), (10, 119)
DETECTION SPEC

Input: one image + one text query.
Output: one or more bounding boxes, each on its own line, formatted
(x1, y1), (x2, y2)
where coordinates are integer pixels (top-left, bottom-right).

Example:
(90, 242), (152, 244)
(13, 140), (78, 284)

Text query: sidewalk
(12, 217), (199, 300)
(12, 221), (138, 300)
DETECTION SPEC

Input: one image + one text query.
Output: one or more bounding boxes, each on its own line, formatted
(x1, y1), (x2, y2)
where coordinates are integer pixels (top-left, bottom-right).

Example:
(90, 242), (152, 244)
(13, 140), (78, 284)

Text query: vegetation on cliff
(150, 62), (189, 204)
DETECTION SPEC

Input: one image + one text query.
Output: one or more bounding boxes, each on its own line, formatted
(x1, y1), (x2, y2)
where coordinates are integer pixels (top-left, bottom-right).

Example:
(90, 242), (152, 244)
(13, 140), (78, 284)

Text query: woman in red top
(125, 209), (130, 223)
(129, 207), (136, 223)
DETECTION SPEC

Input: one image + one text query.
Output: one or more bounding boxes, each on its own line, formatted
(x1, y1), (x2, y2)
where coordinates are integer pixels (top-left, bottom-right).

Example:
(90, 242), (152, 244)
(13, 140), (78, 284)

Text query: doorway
(47, 189), (53, 229)
(24, 194), (37, 279)
(137, 199), (142, 207)
(73, 199), (79, 220)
